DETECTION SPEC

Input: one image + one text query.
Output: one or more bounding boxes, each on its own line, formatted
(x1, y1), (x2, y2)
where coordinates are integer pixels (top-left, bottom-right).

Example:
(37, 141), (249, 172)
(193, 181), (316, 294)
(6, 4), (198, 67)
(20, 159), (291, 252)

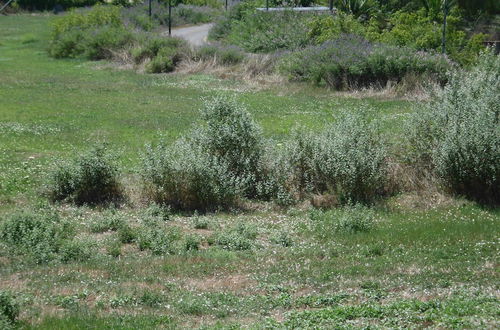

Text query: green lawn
(0, 14), (498, 329)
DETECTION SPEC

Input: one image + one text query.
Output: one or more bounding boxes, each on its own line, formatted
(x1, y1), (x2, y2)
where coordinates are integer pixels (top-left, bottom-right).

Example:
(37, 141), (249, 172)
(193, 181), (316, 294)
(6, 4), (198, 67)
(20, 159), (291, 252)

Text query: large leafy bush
(195, 96), (264, 195)
(372, 9), (487, 65)
(49, 5), (132, 59)
(407, 52), (499, 204)
(277, 109), (387, 204)
(142, 96), (265, 210)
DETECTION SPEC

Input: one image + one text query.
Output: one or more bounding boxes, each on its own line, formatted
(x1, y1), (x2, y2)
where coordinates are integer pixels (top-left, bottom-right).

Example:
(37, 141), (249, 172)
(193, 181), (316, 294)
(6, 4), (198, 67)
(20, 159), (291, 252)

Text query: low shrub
(195, 44), (246, 65)
(47, 145), (122, 205)
(118, 224), (137, 243)
(280, 34), (451, 90)
(89, 212), (125, 233)
(270, 230), (293, 247)
(0, 210), (73, 264)
(105, 237), (122, 258)
(213, 223), (257, 251)
(136, 222), (180, 255)
(184, 234), (200, 251)
(191, 214), (210, 229)
(0, 291), (19, 327)
(143, 39), (186, 73)
(146, 54), (175, 73)
(132, 36), (186, 64)
(311, 204), (376, 235)
(59, 239), (95, 263)
(144, 203), (171, 222)
(407, 52), (500, 204)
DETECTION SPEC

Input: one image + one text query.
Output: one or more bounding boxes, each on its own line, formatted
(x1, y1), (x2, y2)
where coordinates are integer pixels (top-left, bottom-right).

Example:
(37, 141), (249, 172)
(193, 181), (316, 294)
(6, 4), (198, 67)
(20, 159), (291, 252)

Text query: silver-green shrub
(48, 145), (122, 205)
(142, 96), (264, 210)
(315, 110), (387, 203)
(277, 110), (387, 204)
(142, 138), (244, 211)
(195, 95), (264, 197)
(408, 52), (499, 204)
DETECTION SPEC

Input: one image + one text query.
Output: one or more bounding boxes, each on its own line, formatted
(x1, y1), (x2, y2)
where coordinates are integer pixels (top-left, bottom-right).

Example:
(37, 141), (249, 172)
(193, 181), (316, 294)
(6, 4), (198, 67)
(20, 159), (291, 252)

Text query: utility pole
(266, 0), (268, 11)
(168, 0), (172, 36)
(148, 0), (152, 18)
(442, 0), (448, 54)
(225, 0), (228, 11)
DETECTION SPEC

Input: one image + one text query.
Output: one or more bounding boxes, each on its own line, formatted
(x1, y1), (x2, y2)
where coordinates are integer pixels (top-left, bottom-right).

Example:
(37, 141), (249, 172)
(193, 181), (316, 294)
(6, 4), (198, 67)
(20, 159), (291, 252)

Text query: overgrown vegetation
(141, 96), (263, 210)
(0, 291), (19, 328)
(280, 33), (451, 89)
(47, 145), (122, 205)
(0, 210), (78, 263)
(407, 51), (500, 204)
(211, 0), (493, 68)
(0, 10), (499, 330)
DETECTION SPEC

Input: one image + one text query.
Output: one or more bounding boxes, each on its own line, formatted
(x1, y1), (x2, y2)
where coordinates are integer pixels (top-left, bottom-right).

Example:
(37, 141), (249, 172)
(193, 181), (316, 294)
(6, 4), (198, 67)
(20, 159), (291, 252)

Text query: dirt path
(167, 23), (214, 46)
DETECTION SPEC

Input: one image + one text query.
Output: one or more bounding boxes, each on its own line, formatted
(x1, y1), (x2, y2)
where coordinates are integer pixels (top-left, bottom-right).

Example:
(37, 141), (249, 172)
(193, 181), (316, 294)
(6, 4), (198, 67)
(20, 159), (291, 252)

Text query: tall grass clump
(310, 204), (376, 237)
(195, 44), (246, 65)
(407, 52), (500, 204)
(48, 145), (122, 205)
(142, 96), (265, 210)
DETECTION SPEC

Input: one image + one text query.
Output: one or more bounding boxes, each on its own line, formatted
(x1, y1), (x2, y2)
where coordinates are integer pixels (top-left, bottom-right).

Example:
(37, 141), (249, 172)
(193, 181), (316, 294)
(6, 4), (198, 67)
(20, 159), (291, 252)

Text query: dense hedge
(279, 34), (452, 90)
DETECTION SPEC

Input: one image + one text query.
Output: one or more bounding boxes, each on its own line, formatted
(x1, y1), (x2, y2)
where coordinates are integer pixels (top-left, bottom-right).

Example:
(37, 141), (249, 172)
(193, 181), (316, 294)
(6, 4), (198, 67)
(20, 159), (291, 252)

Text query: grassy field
(0, 15), (499, 329)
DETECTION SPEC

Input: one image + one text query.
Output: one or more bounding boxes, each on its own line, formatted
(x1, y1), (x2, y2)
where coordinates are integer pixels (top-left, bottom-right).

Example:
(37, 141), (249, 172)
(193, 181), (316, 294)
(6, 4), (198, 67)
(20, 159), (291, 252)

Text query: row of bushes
(46, 53), (499, 209)
(279, 34), (452, 89)
(48, 5), (455, 90)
